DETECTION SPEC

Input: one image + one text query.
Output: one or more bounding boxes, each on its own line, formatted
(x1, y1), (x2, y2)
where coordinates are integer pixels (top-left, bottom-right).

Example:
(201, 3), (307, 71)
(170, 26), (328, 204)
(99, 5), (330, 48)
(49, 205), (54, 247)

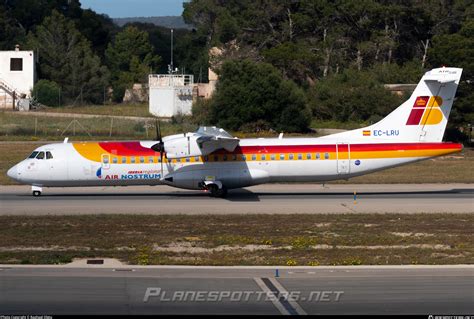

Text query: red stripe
(217, 143), (462, 154)
(99, 142), (158, 156)
(406, 108), (425, 125)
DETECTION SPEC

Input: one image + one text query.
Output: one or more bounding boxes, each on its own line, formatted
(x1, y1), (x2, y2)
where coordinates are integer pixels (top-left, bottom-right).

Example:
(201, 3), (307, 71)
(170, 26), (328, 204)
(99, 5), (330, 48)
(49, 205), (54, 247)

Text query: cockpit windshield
(36, 151), (45, 159)
(28, 151), (39, 159)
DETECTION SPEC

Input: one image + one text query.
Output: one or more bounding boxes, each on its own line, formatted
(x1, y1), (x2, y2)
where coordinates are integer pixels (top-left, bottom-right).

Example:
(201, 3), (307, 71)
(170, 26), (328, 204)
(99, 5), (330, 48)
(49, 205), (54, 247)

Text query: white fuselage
(7, 137), (461, 190)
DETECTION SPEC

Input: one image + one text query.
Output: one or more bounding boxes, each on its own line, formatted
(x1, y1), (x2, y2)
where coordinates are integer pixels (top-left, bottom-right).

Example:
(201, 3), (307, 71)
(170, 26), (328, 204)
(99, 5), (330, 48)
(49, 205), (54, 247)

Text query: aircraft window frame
(261, 154), (266, 161)
(280, 154), (285, 160)
(297, 154), (302, 160)
(36, 151), (45, 160)
(121, 157), (127, 164)
(306, 153), (311, 160)
(270, 154), (276, 160)
(251, 154), (256, 161)
(131, 157), (136, 164)
(138, 156), (144, 163)
(242, 155), (247, 161)
(289, 154), (294, 160)
(148, 156), (154, 163)
(46, 151), (53, 160)
(112, 157), (118, 164)
(316, 153), (320, 160)
(324, 152), (329, 160)
(28, 151), (39, 159)
(102, 155), (109, 164)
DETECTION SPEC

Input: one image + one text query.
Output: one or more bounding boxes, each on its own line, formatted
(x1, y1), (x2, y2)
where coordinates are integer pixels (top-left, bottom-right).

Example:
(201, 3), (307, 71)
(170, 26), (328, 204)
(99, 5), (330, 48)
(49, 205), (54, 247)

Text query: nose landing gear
(32, 186), (42, 197)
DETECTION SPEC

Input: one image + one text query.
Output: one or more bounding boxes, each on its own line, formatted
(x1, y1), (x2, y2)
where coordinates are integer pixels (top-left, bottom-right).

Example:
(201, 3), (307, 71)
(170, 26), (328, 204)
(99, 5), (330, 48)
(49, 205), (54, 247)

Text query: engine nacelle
(163, 133), (203, 159)
(162, 127), (240, 159)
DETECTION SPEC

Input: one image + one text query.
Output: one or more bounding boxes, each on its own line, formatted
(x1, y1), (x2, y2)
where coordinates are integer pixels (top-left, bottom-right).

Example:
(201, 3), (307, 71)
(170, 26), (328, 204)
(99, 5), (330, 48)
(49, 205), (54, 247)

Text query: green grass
(0, 214), (471, 265)
(41, 103), (153, 118)
(0, 111), (197, 141)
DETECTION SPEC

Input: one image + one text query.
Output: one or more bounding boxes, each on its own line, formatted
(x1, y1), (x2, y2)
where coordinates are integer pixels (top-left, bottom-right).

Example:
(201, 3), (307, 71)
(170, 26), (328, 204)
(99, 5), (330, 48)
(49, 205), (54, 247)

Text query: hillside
(113, 16), (192, 29)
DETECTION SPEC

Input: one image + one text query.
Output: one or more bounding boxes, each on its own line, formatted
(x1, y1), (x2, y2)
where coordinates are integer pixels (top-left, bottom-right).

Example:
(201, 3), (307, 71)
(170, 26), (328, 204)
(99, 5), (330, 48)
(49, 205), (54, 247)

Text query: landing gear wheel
(32, 190), (41, 197)
(207, 185), (227, 198)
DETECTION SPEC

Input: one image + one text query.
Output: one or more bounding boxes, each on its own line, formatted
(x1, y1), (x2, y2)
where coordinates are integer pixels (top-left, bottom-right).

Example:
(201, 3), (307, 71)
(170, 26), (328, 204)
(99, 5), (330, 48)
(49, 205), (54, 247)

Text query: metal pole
(170, 29), (174, 73)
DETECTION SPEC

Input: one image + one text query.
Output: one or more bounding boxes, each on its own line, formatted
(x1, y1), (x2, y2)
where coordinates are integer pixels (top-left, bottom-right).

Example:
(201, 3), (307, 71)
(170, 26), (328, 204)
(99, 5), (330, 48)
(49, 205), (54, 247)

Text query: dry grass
(0, 214), (471, 265)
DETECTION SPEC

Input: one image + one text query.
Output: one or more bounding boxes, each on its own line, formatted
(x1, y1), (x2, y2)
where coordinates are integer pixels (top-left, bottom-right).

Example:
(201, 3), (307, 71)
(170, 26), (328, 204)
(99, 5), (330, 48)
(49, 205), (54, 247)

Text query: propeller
(151, 119), (164, 178)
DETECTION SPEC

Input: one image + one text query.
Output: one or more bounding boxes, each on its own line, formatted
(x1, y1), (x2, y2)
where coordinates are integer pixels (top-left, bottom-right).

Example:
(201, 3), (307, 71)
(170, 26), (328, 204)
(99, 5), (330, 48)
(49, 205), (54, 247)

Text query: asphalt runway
(0, 265), (472, 315)
(0, 183), (473, 214)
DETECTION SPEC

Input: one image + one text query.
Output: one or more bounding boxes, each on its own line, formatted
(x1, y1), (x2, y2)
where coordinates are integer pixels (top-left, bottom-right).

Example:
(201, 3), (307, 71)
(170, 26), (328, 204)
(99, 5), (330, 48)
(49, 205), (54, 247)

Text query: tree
(27, 10), (109, 104)
(205, 60), (311, 132)
(106, 26), (161, 101)
(308, 69), (403, 123)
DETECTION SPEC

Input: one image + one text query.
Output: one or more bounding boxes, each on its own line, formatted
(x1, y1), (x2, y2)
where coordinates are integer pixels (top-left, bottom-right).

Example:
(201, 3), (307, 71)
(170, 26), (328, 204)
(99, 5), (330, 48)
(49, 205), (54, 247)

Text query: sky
(80, 0), (186, 18)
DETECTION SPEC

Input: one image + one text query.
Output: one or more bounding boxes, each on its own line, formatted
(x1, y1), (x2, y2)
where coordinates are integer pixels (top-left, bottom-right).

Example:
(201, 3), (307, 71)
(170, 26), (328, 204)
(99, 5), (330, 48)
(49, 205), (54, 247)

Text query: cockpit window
(46, 151), (53, 159)
(36, 151), (45, 159)
(28, 151), (39, 159)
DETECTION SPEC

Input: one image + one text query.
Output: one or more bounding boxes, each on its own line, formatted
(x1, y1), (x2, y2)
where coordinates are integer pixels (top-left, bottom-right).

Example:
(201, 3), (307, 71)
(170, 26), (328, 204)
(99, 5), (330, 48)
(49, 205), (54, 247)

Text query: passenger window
(112, 157), (118, 164)
(213, 155), (218, 161)
(195, 156), (200, 162)
(316, 153), (320, 159)
(261, 154), (266, 161)
(46, 151), (53, 159)
(223, 155), (227, 161)
(298, 154), (302, 160)
(232, 155), (237, 161)
(186, 157), (190, 162)
(242, 155), (247, 161)
(324, 152), (329, 159)
(122, 157), (127, 164)
(28, 151), (39, 159)
(271, 154), (275, 160)
(306, 153), (311, 160)
(251, 154), (256, 161)
(139, 157), (144, 163)
(149, 156), (154, 163)
(280, 154), (285, 160)
(36, 151), (45, 159)
(289, 154), (294, 160)
(131, 157), (136, 163)
(103, 156), (109, 164)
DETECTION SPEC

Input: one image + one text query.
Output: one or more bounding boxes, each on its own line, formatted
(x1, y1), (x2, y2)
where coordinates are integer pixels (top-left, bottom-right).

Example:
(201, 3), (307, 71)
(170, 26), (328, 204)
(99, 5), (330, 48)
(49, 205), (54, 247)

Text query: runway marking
(254, 277), (307, 315)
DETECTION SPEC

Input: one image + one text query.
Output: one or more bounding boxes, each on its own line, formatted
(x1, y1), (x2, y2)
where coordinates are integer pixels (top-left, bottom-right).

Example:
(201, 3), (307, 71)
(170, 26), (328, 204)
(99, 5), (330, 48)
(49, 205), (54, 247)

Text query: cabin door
(336, 143), (350, 174)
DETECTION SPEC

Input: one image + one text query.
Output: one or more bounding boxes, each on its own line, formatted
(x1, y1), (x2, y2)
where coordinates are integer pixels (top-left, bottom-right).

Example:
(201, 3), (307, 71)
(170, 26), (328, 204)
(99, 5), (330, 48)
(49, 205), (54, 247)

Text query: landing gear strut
(32, 186), (42, 197)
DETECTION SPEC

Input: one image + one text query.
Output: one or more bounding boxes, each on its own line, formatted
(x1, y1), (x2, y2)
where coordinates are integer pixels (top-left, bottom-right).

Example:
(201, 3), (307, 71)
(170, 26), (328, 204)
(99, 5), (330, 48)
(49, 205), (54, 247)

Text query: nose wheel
(32, 186), (43, 197)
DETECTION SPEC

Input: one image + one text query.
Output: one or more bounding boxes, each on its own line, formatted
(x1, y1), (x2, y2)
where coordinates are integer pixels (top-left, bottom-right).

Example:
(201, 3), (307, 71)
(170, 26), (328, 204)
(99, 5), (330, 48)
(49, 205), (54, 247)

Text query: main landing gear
(32, 185), (42, 197)
(201, 181), (228, 198)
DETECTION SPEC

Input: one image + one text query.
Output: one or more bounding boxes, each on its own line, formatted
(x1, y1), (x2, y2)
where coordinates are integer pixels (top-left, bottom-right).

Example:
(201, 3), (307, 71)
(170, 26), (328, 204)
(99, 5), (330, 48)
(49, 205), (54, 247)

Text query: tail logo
(406, 96), (443, 125)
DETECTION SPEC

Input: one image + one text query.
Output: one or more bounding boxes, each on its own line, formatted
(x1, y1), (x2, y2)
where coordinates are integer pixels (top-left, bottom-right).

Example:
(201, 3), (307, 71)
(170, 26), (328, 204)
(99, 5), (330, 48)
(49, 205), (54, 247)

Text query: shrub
(32, 80), (61, 107)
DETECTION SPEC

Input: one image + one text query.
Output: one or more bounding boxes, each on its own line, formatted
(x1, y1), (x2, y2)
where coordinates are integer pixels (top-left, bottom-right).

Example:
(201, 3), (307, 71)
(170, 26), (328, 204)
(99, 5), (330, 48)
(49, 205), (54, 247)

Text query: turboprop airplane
(7, 67), (464, 197)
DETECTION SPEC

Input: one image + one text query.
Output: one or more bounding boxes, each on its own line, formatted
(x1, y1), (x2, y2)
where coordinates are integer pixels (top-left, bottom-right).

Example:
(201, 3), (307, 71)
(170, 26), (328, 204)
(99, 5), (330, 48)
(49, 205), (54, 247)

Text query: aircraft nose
(7, 165), (18, 180)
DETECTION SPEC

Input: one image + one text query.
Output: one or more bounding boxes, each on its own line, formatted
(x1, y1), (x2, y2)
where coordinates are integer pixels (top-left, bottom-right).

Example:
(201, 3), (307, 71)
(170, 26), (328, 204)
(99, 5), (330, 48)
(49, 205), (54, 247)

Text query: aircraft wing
(195, 126), (240, 155)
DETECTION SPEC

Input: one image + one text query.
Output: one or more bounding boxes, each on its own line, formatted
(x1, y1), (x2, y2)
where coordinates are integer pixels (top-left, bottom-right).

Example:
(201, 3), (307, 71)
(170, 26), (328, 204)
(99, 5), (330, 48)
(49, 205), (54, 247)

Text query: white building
(149, 74), (194, 117)
(0, 45), (36, 109)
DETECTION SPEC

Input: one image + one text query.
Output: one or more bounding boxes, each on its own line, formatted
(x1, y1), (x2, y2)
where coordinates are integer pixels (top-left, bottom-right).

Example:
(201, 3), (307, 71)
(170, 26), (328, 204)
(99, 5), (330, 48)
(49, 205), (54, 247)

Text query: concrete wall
(0, 50), (35, 95)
